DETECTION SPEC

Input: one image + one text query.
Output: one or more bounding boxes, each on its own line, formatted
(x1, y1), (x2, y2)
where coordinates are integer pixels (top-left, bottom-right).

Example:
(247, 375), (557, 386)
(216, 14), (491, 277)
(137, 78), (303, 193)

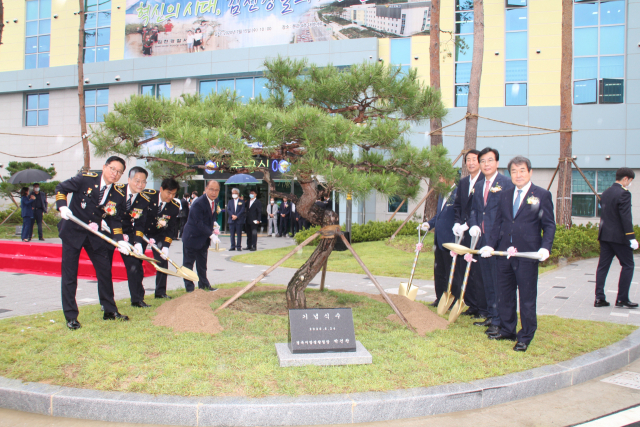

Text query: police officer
(118, 166), (151, 308)
(143, 178), (180, 299)
(595, 167), (638, 308)
(55, 156), (131, 330)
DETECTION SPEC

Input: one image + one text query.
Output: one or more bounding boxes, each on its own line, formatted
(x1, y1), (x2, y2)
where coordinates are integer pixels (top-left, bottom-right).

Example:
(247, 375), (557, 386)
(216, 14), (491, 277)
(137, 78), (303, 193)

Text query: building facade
(0, 0), (638, 227)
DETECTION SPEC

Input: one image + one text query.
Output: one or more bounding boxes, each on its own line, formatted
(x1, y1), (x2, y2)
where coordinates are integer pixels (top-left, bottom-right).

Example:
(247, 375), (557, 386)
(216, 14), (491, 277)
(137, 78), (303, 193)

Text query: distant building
(341, 1), (431, 36)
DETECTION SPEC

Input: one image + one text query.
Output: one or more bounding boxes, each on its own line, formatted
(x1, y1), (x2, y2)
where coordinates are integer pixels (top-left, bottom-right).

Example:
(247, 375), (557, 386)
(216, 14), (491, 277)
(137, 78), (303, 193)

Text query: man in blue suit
(468, 147), (515, 337)
(181, 180), (220, 292)
(452, 149), (488, 319)
(227, 187), (246, 250)
(422, 180), (458, 304)
(278, 196), (292, 237)
(480, 156), (556, 351)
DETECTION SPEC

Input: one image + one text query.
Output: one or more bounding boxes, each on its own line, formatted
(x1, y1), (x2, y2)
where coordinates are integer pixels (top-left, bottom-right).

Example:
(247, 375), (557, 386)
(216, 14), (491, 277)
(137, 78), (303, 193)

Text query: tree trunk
(423, 0), (443, 221)
(283, 181), (339, 309)
(0, 1), (5, 45)
(462, 0), (484, 179)
(557, 0), (573, 228)
(78, 0), (90, 172)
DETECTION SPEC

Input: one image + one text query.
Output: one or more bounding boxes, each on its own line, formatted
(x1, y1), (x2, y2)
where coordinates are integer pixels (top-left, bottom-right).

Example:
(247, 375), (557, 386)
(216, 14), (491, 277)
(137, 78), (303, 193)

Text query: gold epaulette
(171, 200), (180, 208)
(55, 192), (67, 201)
(82, 172), (98, 177)
(139, 192), (150, 202)
(113, 185), (125, 197)
(113, 228), (123, 235)
(164, 237), (172, 244)
(143, 189), (157, 195)
(626, 232), (635, 235)
(136, 231), (144, 237)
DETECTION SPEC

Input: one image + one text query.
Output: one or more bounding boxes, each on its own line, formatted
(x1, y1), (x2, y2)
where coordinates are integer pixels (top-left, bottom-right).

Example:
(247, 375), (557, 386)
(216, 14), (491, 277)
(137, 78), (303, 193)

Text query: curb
(2, 329), (640, 426)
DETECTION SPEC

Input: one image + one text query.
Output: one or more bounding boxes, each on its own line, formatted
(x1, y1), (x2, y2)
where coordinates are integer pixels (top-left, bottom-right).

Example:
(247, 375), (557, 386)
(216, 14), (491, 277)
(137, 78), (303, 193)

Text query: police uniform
(595, 183), (637, 304)
(143, 190), (180, 298)
(118, 184), (151, 305)
(55, 171), (126, 321)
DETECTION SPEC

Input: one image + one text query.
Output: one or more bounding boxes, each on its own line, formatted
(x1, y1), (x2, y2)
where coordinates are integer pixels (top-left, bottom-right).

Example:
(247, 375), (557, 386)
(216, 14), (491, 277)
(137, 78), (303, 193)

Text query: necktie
(483, 180), (492, 206)
(99, 185), (107, 205)
(126, 194), (133, 211)
(158, 202), (164, 215)
(211, 200), (215, 214)
(513, 189), (522, 218)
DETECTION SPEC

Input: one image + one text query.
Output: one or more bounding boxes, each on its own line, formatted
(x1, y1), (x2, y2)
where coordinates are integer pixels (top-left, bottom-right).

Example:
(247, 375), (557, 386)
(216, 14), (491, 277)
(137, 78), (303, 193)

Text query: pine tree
(92, 58), (454, 308)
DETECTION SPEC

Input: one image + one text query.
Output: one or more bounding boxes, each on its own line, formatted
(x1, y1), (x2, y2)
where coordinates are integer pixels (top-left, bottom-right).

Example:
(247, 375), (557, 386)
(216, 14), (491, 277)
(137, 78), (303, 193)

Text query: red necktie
(211, 200), (215, 214)
(482, 180), (491, 232)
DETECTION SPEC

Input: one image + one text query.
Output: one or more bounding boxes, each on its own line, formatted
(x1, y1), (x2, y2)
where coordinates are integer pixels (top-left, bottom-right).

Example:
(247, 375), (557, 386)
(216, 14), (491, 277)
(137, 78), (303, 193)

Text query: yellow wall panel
(529, 0), (561, 106)
(50, 0), (81, 67)
(0, 2), (26, 72)
(378, 38), (390, 63)
(439, 0), (455, 108)
(478, 0), (504, 108)
(411, 35), (430, 85)
(110, 0), (127, 61)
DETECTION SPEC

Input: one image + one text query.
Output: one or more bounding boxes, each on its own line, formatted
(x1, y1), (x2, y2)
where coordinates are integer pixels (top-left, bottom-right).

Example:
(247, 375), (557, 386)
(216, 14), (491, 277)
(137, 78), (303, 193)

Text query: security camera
(28, 84), (32, 88)
(536, 50), (541, 54)
(414, 56), (418, 60)
(46, 82), (50, 86)
(13, 18), (18, 23)
(605, 155), (611, 160)
(378, 58), (383, 62)
(84, 78), (90, 84)
(0, 164), (4, 169)
(495, 51), (499, 55)
(369, 55), (373, 59)
(53, 14), (58, 19)
(115, 75), (121, 81)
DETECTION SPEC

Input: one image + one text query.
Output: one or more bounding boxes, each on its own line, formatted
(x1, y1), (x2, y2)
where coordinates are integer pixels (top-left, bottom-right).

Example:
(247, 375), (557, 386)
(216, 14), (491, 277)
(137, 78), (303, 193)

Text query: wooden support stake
(547, 162), (561, 191)
(387, 199), (406, 222)
(339, 233), (416, 333)
(0, 208), (18, 226)
(214, 232), (321, 313)
(319, 258), (328, 292)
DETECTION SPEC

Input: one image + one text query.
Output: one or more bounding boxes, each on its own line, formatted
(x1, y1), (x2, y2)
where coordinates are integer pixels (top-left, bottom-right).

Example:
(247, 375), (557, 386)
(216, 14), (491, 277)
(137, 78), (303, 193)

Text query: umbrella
(8, 169), (52, 184)
(224, 174), (261, 185)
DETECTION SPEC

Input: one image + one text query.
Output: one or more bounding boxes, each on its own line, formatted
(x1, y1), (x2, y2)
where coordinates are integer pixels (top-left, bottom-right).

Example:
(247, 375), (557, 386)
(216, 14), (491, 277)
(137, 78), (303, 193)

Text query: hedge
(293, 220), (421, 246)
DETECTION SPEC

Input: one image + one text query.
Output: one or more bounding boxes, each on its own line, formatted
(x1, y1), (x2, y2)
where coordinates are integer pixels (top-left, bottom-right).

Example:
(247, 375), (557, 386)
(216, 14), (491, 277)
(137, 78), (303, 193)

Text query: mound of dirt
(153, 286), (447, 336)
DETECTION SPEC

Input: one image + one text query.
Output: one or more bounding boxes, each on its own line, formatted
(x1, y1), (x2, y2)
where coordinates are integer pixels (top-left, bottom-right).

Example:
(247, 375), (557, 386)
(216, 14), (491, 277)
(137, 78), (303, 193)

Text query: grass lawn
(0, 284), (634, 398)
(233, 235), (558, 279)
(0, 223), (59, 240)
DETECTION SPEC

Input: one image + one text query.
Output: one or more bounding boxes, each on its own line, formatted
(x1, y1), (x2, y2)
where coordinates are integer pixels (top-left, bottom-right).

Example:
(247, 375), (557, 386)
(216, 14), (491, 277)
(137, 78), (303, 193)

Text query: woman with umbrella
(20, 187), (36, 242)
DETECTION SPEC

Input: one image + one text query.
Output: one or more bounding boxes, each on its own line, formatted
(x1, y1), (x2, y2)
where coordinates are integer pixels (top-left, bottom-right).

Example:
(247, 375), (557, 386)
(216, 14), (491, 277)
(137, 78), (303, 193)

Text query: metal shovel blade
(177, 266), (199, 282)
(152, 263), (182, 278)
(437, 292), (455, 315)
(398, 282), (409, 297)
(448, 300), (468, 323)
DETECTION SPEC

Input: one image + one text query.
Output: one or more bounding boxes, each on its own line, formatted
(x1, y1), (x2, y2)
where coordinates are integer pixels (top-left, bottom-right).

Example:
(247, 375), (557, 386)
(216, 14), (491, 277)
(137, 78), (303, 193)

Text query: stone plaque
(288, 308), (356, 353)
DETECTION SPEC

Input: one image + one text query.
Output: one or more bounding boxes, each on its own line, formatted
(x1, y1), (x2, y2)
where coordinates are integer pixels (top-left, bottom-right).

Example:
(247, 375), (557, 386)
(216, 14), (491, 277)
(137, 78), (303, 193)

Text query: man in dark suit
(143, 178), (180, 299)
(182, 180), (220, 292)
(177, 192), (190, 240)
(468, 147), (515, 337)
(291, 203), (301, 237)
(452, 149), (487, 319)
(245, 189), (262, 251)
(118, 166), (151, 308)
(278, 196), (291, 237)
(595, 167), (638, 308)
(481, 156), (556, 351)
(29, 183), (47, 241)
(55, 156), (131, 330)
(422, 181), (458, 304)
(227, 187), (246, 250)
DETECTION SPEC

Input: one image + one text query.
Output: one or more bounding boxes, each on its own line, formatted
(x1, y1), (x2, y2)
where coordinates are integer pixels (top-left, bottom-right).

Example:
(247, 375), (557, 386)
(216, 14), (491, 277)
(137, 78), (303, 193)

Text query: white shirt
(126, 188), (138, 206)
(207, 196), (216, 212)
(99, 177), (112, 205)
(468, 172), (481, 196)
(512, 181), (532, 211)
(249, 198), (255, 208)
(292, 203), (296, 213)
(482, 171), (499, 195)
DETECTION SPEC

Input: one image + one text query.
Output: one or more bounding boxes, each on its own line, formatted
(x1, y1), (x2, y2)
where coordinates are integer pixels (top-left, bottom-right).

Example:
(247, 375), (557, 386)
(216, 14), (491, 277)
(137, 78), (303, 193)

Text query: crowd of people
(421, 148), (636, 352)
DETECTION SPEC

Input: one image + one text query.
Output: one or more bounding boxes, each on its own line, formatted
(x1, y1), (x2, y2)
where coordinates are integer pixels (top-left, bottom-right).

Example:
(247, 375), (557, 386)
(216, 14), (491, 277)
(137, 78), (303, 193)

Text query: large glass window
(25, 0), (51, 69)
(141, 83), (170, 99)
(505, 1), (527, 106)
(199, 77), (271, 102)
(571, 170), (616, 217)
(85, 88), (109, 123)
(25, 93), (49, 126)
(454, 0), (473, 107)
(388, 196), (408, 213)
(573, 0), (625, 104)
(83, 0), (111, 63)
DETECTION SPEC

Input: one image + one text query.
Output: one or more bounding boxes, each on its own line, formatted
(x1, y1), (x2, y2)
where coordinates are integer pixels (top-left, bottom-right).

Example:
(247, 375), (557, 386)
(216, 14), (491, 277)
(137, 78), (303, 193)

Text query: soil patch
(153, 286), (447, 336)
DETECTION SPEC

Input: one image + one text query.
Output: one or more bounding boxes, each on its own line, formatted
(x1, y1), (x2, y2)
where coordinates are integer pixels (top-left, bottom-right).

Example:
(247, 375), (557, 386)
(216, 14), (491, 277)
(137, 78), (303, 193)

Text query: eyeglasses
(132, 179), (147, 185)
(480, 158), (496, 165)
(108, 166), (124, 176)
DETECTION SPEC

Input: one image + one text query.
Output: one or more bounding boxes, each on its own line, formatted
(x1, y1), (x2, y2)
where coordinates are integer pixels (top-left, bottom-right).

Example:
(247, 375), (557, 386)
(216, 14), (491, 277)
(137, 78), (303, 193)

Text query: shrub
(294, 220), (421, 246)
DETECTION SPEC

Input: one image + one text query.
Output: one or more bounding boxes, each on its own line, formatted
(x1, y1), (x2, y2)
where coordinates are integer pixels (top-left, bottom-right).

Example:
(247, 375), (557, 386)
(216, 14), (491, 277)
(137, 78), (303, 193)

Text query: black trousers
(182, 241), (210, 292)
(456, 234), (488, 316)
(433, 246), (455, 301)
(121, 249), (146, 303)
(246, 223), (259, 249)
(279, 217), (289, 236)
(147, 242), (170, 297)
(291, 218), (300, 235)
(61, 236), (117, 320)
(496, 257), (539, 344)
(596, 240), (635, 302)
(229, 223), (243, 249)
(32, 209), (44, 239)
(178, 217), (188, 238)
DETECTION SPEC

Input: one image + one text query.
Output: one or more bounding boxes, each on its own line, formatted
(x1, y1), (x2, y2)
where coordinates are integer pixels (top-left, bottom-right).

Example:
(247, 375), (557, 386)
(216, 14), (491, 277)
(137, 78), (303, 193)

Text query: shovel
(437, 233), (464, 315)
(66, 213), (157, 264)
(398, 227), (429, 301)
(141, 235), (199, 282)
(443, 243), (543, 260)
(448, 234), (479, 323)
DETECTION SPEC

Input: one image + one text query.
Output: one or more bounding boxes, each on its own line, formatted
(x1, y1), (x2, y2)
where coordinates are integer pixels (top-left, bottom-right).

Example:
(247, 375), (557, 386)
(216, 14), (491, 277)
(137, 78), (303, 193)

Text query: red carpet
(0, 240), (157, 281)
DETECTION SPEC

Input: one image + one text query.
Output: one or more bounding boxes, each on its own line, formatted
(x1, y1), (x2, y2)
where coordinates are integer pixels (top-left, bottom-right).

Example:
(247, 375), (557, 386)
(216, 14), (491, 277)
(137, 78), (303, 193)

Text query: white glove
(419, 222), (430, 231)
(117, 241), (130, 256)
(59, 206), (72, 220)
(210, 233), (220, 245)
(631, 239), (639, 250)
(537, 248), (550, 261)
(161, 247), (169, 260)
(469, 226), (481, 237)
(134, 243), (143, 255)
(459, 223), (469, 233)
(214, 221), (219, 228)
(452, 223), (462, 236)
(479, 246), (494, 258)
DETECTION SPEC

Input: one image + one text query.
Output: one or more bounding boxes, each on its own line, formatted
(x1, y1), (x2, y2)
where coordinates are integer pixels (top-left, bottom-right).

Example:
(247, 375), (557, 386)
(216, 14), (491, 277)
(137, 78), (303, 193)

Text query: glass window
(574, 57), (598, 80)
(574, 79), (597, 104)
(455, 85), (469, 107)
(571, 170), (615, 217)
(505, 83), (527, 106)
(597, 170), (616, 192)
(390, 38), (411, 65)
(83, 0), (110, 63)
(157, 84), (171, 99)
(505, 8), (527, 31)
(25, 92), (49, 126)
(218, 79), (234, 93)
(600, 0), (624, 25)
(574, 28), (598, 56)
(456, 0), (473, 11)
(25, 0), (50, 69)
(455, 12), (473, 34)
(141, 84), (170, 99)
(388, 196), (408, 213)
(572, 169), (596, 193)
(254, 78), (270, 99)
(600, 25), (624, 55)
(455, 63), (472, 84)
(141, 85), (155, 97)
(455, 35), (473, 61)
(235, 78), (254, 102)
(506, 0), (526, 6)
(505, 60), (527, 82)
(506, 32), (527, 59)
(200, 80), (216, 96)
(575, 2), (598, 26)
(600, 55), (624, 78)
(85, 88), (108, 123)
(572, 195), (596, 217)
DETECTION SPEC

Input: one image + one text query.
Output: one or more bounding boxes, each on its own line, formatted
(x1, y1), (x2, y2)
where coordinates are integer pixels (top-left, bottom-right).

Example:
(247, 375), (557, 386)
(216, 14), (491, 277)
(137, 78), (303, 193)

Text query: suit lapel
(514, 186), (535, 219)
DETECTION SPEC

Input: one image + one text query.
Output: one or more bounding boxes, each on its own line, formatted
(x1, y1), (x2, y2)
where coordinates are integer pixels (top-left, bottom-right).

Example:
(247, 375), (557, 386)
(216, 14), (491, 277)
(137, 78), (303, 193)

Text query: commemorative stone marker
(288, 308), (356, 353)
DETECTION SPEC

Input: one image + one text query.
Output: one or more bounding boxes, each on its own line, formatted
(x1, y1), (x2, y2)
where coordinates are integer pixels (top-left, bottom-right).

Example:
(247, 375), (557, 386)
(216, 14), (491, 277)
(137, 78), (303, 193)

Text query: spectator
(20, 187), (36, 242)
(30, 183), (47, 241)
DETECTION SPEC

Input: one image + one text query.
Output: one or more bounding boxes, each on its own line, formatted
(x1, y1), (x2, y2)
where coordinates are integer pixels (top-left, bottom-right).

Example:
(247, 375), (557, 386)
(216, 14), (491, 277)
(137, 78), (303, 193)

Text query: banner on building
(124, 0), (431, 58)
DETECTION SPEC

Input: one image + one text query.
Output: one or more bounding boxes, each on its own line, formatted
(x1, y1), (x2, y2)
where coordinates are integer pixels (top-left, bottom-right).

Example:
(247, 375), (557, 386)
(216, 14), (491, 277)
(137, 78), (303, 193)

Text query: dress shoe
(244, 247), (251, 250)
(250, 247), (257, 251)
(39, 238), (45, 241)
(594, 299), (610, 307)
(488, 333), (516, 341)
(237, 248), (242, 251)
(616, 300), (639, 308)
(474, 318), (492, 327)
(155, 294), (172, 300)
(485, 325), (500, 336)
(461, 309), (479, 317)
(513, 342), (528, 352)
(103, 312), (129, 321)
(276, 234), (281, 237)
(66, 318), (82, 330)
(430, 300), (439, 307)
(200, 286), (218, 292)
(131, 301), (151, 308)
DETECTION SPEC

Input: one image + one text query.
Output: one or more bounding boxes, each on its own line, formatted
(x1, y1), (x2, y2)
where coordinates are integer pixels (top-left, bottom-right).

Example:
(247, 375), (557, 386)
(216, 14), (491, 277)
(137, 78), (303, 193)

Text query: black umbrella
(8, 169), (52, 184)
